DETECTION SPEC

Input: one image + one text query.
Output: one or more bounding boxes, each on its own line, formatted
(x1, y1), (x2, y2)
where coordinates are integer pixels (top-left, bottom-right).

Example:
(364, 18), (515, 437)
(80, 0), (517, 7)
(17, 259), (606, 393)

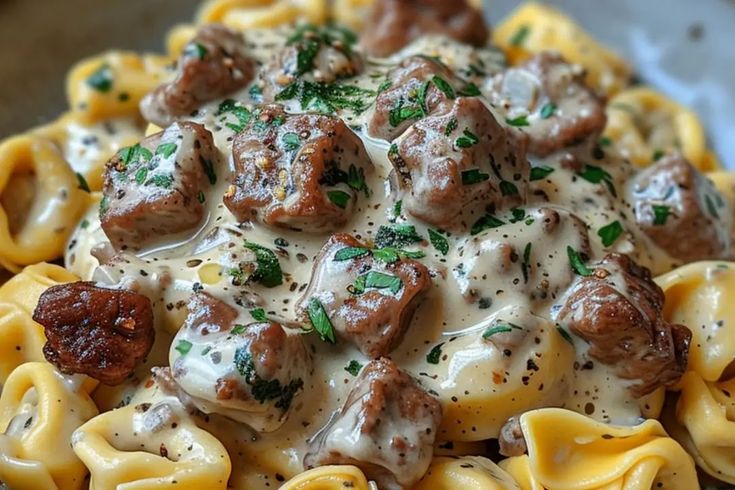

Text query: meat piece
(632, 154), (731, 262)
(297, 234), (431, 358)
(367, 56), (458, 141)
(32, 282), (154, 385)
(100, 121), (220, 251)
(140, 23), (255, 127)
(182, 292), (238, 336)
(498, 416), (527, 457)
(304, 358), (442, 490)
(360, 0), (489, 58)
(554, 253), (692, 397)
(488, 53), (607, 156)
(259, 24), (363, 101)
(224, 105), (374, 232)
(390, 96), (529, 229)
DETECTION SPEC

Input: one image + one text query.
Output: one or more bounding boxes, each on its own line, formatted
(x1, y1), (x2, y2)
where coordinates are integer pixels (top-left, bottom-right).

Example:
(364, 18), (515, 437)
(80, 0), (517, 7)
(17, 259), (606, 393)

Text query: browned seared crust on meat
(554, 253), (691, 397)
(33, 282), (155, 385)
(360, 0), (489, 57)
(140, 23), (255, 127)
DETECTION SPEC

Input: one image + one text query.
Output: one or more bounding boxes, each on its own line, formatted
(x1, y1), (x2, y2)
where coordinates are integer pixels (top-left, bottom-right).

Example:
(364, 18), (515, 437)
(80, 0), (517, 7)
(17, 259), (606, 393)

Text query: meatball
(488, 53), (607, 156)
(304, 358), (442, 490)
(33, 282), (154, 385)
(360, 0), (489, 58)
(140, 23), (255, 127)
(297, 234), (431, 358)
(390, 97), (529, 229)
(553, 253), (691, 397)
(632, 154), (731, 262)
(224, 105), (374, 232)
(100, 121), (220, 251)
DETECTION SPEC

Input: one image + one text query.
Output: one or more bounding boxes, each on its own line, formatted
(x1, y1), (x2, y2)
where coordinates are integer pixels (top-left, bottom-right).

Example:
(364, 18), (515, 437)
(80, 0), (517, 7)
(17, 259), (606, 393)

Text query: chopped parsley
(652, 149), (665, 161)
(392, 199), (403, 220)
(529, 165), (555, 181)
(705, 194), (720, 219)
(556, 327), (575, 346)
(197, 191), (206, 204)
(80, 219), (90, 229)
(471, 215), (506, 235)
(455, 129), (479, 148)
(374, 224), (424, 248)
(540, 102), (557, 119)
(146, 174), (174, 189)
(377, 79), (392, 93)
(457, 83), (482, 97)
(250, 308), (268, 322)
(445, 118), (458, 136)
(215, 99), (252, 133)
(347, 164), (370, 197)
(431, 75), (455, 99)
(118, 144), (153, 167)
(509, 24), (531, 47)
(578, 164), (616, 197)
(521, 242), (532, 283)
(155, 143), (177, 158)
(598, 221), (623, 247)
(249, 84), (263, 101)
(334, 246), (371, 261)
(350, 271), (403, 295)
(282, 132), (301, 151)
(276, 80), (375, 114)
(231, 324), (247, 335)
(461, 168), (490, 185)
(287, 23), (357, 76)
(509, 208), (526, 223)
(327, 190), (351, 209)
(567, 246), (592, 276)
(372, 247), (425, 263)
(599, 136), (613, 147)
(75, 173), (91, 193)
(344, 360), (363, 376)
(86, 64), (113, 93)
(233, 349), (303, 410)
(428, 229), (449, 256)
(426, 343), (444, 364)
(482, 323), (522, 339)
(243, 241), (283, 287)
(175, 340), (192, 356)
(500, 181), (519, 196)
(652, 204), (671, 225)
(505, 115), (529, 127)
(200, 158), (217, 185)
(134, 168), (148, 185)
(389, 97), (425, 127)
(307, 298), (336, 343)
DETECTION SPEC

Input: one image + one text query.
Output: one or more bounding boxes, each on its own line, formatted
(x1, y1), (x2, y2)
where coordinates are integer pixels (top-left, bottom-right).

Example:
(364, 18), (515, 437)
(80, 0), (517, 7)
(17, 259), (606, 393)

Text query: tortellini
(280, 465), (371, 490)
(503, 408), (698, 490)
(196, 0), (328, 29)
(604, 87), (719, 170)
(0, 362), (99, 490)
(415, 456), (520, 490)
(0, 135), (89, 272)
(493, 2), (631, 96)
(72, 394), (232, 490)
(0, 262), (78, 316)
(656, 261), (735, 381)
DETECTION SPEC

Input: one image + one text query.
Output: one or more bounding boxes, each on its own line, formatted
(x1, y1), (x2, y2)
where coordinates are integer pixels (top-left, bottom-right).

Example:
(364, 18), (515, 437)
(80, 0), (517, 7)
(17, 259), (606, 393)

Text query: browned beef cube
(100, 121), (220, 251)
(224, 105), (374, 232)
(632, 154), (731, 262)
(304, 358), (442, 490)
(488, 53), (607, 156)
(33, 281), (154, 385)
(360, 0), (489, 58)
(141, 23), (255, 127)
(553, 253), (691, 397)
(297, 234), (431, 358)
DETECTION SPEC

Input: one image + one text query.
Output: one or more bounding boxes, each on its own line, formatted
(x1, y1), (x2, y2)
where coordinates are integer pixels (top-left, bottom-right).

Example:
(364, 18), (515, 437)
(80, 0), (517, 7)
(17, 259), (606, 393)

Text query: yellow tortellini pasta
(0, 362), (99, 490)
(656, 261), (735, 381)
(0, 134), (89, 272)
(499, 455), (544, 490)
(0, 303), (46, 384)
(604, 87), (719, 170)
(506, 408), (698, 490)
(165, 24), (199, 56)
(280, 465), (370, 490)
(196, 0), (328, 29)
(66, 51), (172, 124)
(493, 2), (631, 96)
(72, 395), (232, 490)
(666, 371), (735, 484)
(0, 262), (78, 314)
(415, 456), (520, 490)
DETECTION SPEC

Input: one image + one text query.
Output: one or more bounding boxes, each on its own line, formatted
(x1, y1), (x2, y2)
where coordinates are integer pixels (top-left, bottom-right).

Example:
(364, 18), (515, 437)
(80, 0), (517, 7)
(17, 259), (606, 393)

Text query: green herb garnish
(243, 241), (283, 287)
(461, 169), (490, 185)
(426, 343), (444, 364)
(652, 204), (671, 225)
(344, 360), (363, 376)
(374, 224), (423, 248)
(250, 308), (268, 322)
(455, 129), (479, 148)
(307, 298), (336, 343)
(76, 173), (90, 193)
(598, 221), (623, 247)
(86, 64), (113, 93)
(351, 271), (403, 295)
(509, 25), (531, 46)
(530, 165), (555, 181)
(428, 229), (449, 256)
(175, 340), (192, 356)
(567, 246), (592, 276)
(327, 190), (351, 209)
(506, 115), (529, 127)
(540, 103), (557, 119)
(155, 143), (177, 158)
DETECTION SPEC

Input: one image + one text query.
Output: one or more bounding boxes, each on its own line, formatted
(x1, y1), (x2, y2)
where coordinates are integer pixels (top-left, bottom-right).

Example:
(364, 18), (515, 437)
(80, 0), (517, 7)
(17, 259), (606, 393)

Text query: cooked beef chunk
(632, 154), (731, 262)
(140, 23), (255, 127)
(498, 415), (527, 457)
(183, 292), (238, 336)
(305, 358), (442, 490)
(224, 105), (373, 232)
(367, 56), (458, 141)
(488, 53), (607, 156)
(554, 253), (691, 397)
(297, 234), (431, 358)
(360, 0), (489, 58)
(390, 96), (529, 229)
(33, 282), (154, 385)
(100, 121), (220, 251)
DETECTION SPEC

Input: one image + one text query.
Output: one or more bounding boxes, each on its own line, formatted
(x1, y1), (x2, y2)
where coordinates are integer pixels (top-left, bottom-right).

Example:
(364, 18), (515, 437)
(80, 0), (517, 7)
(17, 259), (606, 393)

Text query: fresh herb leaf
(175, 340), (192, 356)
(428, 229), (449, 255)
(327, 190), (351, 209)
(307, 298), (336, 343)
(249, 84), (263, 100)
(389, 99), (424, 127)
(155, 143), (177, 158)
(540, 103), (557, 119)
(431, 75), (455, 99)
(86, 64), (113, 93)
(471, 215), (506, 235)
(351, 271), (403, 295)
(500, 181), (519, 196)
(705, 194), (720, 219)
(76, 173), (90, 192)
(426, 343), (444, 364)
(201, 346), (212, 356)
(276, 80), (375, 114)
(371, 247), (426, 263)
(652, 149), (665, 161)
(482, 323), (522, 339)
(521, 242), (532, 283)
(374, 224), (423, 248)
(455, 129), (479, 148)
(197, 191), (206, 203)
(530, 165), (555, 181)
(146, 174), (174, 188)
(231, 324), (247, 335)
(509, 24), (531, 47)
(506, 115), (529, 127)
(652, 204), (671, 225)
(282, 132), (301, 151)
(134, 167), (148, 185)
(334, 246), (371, 261)
(461, 169), (490, 185)
(599, 136), (613, 147)
(557, 327), (575, 346)
(377, 79), (392, 93)
(598, 221), (623, 247)
(344, 360), (363, 376)
(578, 165), (616, 197)
(250, 308), (268, 322)
(392, 199), (403, 219)
(457, 83), (482, 97)
(233, 348), (303, 410)
(200, 158), (217, 185)
(347, 164), (369, 196)
(445, 118), (458, 136)
(80, 219), (90, 229)
(567, 246), (592, 276)
(243, 241), (283, 287)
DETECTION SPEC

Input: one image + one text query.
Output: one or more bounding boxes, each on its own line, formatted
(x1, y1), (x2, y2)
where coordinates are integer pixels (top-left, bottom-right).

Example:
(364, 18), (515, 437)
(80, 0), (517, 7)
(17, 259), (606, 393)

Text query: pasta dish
(1, 1), (734, 489)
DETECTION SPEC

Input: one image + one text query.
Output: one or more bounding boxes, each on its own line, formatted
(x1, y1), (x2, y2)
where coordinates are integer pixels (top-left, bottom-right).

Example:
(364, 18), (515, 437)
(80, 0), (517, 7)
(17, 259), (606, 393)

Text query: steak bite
(360, 0), (489, 58)
(224, 105), (374, 232)
(141, 23), (256, 127)
(33, 282), (154, 385)
(297, 234), (431, 358)
(304, 358), (442, 490)
(554, 253), (691, 397)
(389, 96), (529, 229)
(367, 55), (458, 141)
(100, 121), (220, 251)
(632, 154), (731, 262)
(488, 53), (607, 157)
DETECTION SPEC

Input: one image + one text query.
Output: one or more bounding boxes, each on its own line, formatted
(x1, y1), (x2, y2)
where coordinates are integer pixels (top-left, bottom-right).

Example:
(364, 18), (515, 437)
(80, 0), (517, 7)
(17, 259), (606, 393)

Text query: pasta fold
(280, 465), (371, 490)
(196, 0), (328, 28)
(414, 456), (520, 490)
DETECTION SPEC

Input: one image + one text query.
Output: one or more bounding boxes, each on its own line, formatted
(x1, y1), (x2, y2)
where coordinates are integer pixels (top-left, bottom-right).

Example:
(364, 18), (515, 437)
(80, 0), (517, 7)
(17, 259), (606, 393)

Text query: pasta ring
(414, 456), (520, 490)
(280, 465), (370, 490)
(0, 303), (46, 384)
